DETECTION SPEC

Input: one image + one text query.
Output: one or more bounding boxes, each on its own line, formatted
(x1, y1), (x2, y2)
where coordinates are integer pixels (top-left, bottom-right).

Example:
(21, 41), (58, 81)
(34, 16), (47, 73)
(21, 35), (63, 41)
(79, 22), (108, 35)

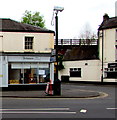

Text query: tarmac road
(1, 83), (117, 119)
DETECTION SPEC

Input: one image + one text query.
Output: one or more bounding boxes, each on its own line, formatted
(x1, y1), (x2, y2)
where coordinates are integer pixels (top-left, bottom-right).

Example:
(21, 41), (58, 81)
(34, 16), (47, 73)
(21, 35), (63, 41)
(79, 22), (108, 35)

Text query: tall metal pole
(55, 12), (58, 81)
(53, 6), (64, 96)
(54, 11), (61, 96)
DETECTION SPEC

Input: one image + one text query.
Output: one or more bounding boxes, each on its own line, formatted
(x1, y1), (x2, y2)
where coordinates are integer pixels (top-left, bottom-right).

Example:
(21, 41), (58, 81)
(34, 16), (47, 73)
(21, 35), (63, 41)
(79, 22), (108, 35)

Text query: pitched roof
(0, 18), (54, 33)
(63, 46), (99, 61)
(98, 17), (117, 30)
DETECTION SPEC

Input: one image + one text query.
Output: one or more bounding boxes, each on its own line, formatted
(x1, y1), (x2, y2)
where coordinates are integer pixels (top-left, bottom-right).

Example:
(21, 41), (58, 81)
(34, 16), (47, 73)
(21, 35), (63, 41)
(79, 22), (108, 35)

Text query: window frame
(70, 68), (81, 77)
(24, 37), (34, 50)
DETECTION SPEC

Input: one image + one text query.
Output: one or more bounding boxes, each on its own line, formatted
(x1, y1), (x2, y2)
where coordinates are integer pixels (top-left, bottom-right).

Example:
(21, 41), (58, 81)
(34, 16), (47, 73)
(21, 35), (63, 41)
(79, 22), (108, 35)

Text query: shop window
(70, 68), (81, 77)
(104, 67), (117, 78)
(105, 62), (117, 78)
(8, 63), (50, 84)
(25, 37), (33, 49)
(106, 72), (117, 78)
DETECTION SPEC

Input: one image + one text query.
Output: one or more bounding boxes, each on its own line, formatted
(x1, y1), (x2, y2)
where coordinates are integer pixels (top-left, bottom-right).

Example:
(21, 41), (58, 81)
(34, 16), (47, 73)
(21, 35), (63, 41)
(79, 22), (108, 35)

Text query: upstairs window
(70, 68), (81, 77)
(25, 37), (34, 50)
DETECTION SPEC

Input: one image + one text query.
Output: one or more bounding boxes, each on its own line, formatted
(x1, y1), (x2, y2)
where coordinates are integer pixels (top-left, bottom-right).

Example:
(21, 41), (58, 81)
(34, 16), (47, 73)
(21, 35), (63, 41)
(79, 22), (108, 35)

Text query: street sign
(51, 49), (56, 56)
(50, 56), (56, 62)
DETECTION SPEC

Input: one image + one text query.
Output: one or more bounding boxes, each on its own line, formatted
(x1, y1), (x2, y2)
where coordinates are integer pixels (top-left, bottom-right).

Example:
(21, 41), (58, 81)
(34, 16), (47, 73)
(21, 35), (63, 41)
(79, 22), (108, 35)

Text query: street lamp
(53, 6), (64, 95)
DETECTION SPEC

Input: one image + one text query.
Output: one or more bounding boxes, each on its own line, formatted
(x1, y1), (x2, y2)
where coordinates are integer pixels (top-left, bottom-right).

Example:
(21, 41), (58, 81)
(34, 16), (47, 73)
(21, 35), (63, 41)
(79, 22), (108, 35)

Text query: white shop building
(59, 14), (117, 83)
(0, 18), (54, 87)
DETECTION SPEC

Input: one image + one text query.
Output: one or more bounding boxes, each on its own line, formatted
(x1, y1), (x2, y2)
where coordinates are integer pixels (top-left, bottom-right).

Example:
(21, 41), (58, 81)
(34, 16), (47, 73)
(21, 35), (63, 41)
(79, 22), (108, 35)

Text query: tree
(21, 10), (46, 28)
(78, 23), (97, 45)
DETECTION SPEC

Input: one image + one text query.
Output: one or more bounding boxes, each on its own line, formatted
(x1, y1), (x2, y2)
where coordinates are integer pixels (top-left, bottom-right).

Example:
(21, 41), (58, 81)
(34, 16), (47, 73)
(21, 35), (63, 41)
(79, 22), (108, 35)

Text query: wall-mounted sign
(50, 56), (56, 62)
(51, 49), (56, 56)
(38, 70), (45, 75)
(108, 63), (117, 68)
(23, 56), (41, 60)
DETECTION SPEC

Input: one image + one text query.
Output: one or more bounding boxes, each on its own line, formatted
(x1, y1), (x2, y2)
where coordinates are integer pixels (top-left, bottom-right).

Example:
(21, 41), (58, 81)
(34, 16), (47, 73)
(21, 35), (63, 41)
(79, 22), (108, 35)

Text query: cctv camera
(54, 6), (64, 12)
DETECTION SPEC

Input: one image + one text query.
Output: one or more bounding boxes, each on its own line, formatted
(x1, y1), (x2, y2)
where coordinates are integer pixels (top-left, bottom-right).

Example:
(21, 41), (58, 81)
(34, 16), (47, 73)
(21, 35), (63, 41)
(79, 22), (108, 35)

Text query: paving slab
(1, 83), (101, 98)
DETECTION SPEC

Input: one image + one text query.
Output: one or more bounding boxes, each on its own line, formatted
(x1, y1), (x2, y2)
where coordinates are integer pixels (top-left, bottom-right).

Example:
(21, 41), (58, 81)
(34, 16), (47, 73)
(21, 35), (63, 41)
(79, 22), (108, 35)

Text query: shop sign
(108, 63), (117, 68)
(23, 56), (41, 60)
(51, 49), (56, 56)
(38, 70), (45, 75)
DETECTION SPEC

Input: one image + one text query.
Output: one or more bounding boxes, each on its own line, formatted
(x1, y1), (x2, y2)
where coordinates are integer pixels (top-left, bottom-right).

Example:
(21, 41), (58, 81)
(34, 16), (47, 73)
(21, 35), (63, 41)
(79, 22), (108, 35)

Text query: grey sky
(0, 0), (116, 38)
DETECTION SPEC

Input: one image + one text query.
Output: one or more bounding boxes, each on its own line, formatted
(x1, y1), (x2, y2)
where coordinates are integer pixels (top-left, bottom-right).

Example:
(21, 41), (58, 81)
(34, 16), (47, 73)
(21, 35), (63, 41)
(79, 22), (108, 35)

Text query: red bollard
(45, 82), (49, 95)
(45, 80), (53, 96)
(48, 80), (53, 95)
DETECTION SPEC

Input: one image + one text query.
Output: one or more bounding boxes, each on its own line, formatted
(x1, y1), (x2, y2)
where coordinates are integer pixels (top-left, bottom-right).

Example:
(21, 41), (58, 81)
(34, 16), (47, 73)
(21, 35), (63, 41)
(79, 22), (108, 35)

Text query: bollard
(45, 80), (53, 96)
(53, 79), (61, 96)
(48, 80), (53, 95)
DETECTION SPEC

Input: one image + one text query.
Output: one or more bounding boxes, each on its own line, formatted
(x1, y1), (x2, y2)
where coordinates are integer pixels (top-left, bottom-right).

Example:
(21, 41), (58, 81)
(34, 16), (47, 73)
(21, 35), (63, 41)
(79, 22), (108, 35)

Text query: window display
(8, 63), (50, 84)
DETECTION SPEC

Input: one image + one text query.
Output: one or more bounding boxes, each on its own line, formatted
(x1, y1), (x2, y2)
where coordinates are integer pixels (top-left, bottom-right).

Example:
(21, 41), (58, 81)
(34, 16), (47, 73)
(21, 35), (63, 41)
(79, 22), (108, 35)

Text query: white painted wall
(0, 32), (54, 53)
(115, 31), (117, 60)
(98, 28), (117, 82)
(0, 57), (3, 87)
(0, 35), (3, 51)
(0, 56), (8, 87)
(103, 79), (117, 82)
(0, 31), (54, 87)
(59, 60), (101, 82)
(99, 29), (116, 63)
(104, 29), (116, 62)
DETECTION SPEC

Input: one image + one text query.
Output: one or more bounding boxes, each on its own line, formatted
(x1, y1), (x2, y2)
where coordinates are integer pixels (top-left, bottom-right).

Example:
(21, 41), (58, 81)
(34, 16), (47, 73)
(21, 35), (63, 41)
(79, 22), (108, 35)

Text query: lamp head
(54, 6), (64, 12)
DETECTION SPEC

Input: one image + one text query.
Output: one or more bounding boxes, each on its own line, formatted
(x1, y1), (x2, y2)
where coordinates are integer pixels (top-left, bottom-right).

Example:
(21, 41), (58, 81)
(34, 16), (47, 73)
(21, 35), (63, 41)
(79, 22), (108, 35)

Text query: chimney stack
(103, 13), (109, 21)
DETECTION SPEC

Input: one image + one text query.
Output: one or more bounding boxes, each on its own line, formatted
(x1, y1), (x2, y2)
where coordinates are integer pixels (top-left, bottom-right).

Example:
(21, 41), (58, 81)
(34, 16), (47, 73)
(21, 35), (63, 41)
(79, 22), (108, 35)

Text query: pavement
(1, 83), (102, 98)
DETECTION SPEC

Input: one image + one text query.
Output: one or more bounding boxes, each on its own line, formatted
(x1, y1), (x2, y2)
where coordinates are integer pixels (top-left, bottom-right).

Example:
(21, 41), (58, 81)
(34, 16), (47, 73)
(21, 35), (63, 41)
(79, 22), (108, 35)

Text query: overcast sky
(0, 0), (116, 38)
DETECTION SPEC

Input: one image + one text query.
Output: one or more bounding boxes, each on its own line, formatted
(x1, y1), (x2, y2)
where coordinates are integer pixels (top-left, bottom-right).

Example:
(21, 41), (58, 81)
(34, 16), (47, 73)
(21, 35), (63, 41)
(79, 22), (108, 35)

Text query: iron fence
(55, 39), (98, 45)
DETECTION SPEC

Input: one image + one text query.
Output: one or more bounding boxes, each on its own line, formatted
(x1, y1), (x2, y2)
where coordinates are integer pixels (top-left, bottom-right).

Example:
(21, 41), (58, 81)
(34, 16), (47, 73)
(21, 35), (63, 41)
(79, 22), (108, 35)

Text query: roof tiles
(98, 17), (117, 30)
(0, 18), (54, 33)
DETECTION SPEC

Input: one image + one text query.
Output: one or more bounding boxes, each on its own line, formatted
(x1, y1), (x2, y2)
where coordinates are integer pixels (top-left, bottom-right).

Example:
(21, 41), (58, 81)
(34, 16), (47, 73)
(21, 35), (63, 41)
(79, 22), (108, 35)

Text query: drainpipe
(101, 30), (104, 83)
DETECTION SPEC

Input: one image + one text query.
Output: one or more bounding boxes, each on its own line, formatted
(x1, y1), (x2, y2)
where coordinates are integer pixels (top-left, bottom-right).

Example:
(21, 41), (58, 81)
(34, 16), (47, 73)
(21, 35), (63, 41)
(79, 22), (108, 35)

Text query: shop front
(1, 53), (54, 87)
(104, 63), (117, 82)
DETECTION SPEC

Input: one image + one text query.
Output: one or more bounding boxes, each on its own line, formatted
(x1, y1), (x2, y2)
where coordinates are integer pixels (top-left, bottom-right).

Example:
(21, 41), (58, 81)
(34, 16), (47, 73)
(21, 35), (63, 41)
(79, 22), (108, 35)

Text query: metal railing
(54, 39), (98, 45)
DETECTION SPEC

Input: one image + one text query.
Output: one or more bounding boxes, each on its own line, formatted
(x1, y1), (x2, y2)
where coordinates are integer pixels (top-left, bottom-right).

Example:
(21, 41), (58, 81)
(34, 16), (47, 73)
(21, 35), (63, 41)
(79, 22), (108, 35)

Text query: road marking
(0, 108), (70, 111)
(0, 111), (76, 114)
(106, 108), (117, 110)
(80, 109), (87, 113)
(0, 108), (76, 114)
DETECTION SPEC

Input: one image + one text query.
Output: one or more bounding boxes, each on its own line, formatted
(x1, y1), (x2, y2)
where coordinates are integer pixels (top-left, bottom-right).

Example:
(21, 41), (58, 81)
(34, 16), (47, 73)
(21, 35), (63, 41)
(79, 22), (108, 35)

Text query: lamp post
(55, 11), (59, 81)
(53, 6), (64, 95)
